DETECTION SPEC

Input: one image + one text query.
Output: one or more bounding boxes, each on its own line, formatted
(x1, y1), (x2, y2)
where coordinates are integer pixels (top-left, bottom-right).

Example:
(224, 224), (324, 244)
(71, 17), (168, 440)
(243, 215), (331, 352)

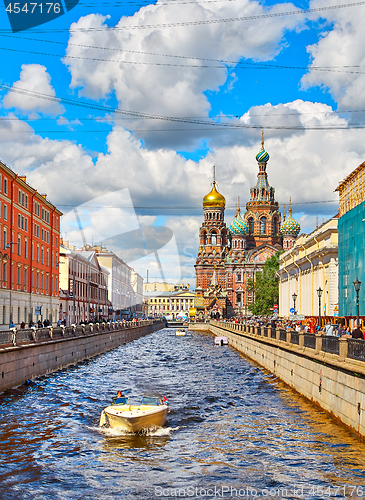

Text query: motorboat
(175, 330), (186, 336)
(215, 336), (228, 346)
(99, 396), (168, 433)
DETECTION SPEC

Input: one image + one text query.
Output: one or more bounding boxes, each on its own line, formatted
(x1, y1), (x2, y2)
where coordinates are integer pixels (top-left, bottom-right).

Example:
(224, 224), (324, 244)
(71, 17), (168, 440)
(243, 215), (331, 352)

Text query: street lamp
(292, 292), (297, 315)
(353, 278), (362, 326)
(317, 287), (323, 330)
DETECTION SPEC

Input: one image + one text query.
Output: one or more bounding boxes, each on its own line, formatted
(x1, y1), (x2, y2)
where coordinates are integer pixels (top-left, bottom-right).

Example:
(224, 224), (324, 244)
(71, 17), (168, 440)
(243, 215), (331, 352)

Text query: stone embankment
(0, 320), (164, 394)
(190, 321), (365, 439)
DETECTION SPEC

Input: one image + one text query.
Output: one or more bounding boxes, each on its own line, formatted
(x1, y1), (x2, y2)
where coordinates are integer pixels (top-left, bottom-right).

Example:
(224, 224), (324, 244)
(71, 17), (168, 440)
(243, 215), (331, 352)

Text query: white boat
(215, 336), (228, 345)
(175, 330), (186, 336)
(99, 396), (168, 433)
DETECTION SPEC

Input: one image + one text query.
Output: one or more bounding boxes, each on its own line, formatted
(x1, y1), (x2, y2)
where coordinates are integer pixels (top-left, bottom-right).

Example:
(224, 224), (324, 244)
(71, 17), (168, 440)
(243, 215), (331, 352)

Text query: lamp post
(292, 292), (297, 315)
(317, 287), (323, 330)
(353, 278), (362, 326)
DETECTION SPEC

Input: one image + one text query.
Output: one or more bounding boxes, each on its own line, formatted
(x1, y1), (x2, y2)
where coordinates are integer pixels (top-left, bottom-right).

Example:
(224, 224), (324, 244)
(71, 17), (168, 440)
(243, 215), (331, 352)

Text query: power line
(1, 84), (364, 130)
(1, 43), (365, 74)
(0, 1), (363, 32)
(57, 200), (338, 208)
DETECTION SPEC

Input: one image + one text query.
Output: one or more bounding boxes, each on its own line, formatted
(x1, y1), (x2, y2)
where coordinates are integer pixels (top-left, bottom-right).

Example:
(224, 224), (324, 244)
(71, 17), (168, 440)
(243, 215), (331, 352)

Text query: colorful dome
(256, 148), (270, 163)
(229, 214), (247, 236)
(280, 214), (300, 236)
(203, 181), (226, 208)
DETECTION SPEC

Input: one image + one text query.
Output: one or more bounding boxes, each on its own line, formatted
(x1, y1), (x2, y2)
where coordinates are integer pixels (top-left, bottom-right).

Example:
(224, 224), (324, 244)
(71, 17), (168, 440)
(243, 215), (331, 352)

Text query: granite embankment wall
(0, 320), (164, 394)
(190, 321), (365, 438)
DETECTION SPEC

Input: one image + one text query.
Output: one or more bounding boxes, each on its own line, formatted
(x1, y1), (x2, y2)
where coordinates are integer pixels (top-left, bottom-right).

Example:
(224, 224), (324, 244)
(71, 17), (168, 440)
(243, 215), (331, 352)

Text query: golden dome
(203, 181), (226, 208)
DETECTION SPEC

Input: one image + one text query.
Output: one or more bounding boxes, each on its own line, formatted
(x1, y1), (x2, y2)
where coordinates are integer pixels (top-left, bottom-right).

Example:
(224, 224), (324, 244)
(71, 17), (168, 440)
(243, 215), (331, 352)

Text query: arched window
(260, 217), (267, 234)
(211, 232), (217, 245)
(273, 218), (278, 235)
(248, 218), (254, 234)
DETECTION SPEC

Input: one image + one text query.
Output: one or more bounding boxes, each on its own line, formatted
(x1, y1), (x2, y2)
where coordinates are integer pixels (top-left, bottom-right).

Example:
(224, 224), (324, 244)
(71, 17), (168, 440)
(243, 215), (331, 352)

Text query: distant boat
(175, 330), (186, 336)
(215, 336), (228, 346)
(99, 396), (168, 433)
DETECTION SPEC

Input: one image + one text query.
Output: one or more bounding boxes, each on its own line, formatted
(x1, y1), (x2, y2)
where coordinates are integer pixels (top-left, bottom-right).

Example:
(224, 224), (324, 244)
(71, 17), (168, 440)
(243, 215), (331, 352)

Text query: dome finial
(237, 196), (241, 215)
(283, 203), (286, 221)
(261, 129), (264, 151)
(289, 197), (293, 216)
(202, 166), (226, 208)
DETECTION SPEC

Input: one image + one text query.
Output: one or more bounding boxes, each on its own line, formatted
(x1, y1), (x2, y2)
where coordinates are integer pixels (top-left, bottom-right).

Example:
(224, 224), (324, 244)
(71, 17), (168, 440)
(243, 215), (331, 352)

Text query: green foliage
(247, 252), (282, 315)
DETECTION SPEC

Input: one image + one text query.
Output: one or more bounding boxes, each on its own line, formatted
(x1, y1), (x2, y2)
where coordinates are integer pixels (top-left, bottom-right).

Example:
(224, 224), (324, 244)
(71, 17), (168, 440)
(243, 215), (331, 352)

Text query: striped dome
(280, 214), (300, 236)
(229, 214), (248, 236)
(256, 149), (270, 163)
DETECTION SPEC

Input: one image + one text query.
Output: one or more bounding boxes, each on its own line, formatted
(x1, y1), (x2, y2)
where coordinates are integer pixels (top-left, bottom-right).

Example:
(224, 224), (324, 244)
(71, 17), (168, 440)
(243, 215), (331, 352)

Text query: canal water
(1, 328), (365, 500)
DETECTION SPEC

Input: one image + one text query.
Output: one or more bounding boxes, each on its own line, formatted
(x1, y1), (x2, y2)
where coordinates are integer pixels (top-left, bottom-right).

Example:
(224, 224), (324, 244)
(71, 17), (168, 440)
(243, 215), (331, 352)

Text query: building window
(36, 273), (39, 288)
(18, 236), (21, 256)
(3, 230), (6, 250)
(248, 218), (254, 234)
(37, 246), (39, 263)
(46, 249), (49, 266)
(3, 262), (6, 282)
(18, 214), (21, 228)
(25, 218), (28, 232)
(17, 267), (21, 285)
(24, 268), (27, 286)
(4, 205), (7, 221)
(24, 239), (28, 258)
(4, 178), (7, 194)
(211, 232), (217, 245)
(41, 274), (44, 290)
(260, 217), (267, 234)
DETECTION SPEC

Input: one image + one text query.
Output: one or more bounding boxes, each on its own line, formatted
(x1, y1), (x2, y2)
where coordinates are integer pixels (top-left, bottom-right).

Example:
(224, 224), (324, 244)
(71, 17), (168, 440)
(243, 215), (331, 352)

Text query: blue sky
(0, 0), (364, 285)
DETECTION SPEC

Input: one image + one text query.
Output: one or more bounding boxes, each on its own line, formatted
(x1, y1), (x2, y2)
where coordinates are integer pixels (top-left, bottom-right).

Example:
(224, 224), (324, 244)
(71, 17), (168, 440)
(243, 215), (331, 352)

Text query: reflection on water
(1, 328), (365, 499)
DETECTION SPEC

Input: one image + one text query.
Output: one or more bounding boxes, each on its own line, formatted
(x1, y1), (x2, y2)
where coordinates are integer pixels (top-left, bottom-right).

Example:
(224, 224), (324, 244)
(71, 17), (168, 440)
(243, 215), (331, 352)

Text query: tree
(247, 252), (282, 315)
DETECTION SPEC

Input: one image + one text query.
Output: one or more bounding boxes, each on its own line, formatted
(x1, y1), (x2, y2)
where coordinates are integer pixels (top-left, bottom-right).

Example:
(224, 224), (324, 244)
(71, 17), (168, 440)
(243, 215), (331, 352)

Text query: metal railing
(291, 332), (299, 345)
(347, 339), (365, 361)
(303, 334), (316, 349)
(322, 336), (340, 355)
(0, 320), (160, 348)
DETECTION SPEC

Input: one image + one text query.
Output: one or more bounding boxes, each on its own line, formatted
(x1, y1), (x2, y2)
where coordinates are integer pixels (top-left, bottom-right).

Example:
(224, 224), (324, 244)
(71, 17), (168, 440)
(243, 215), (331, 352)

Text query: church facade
(195, 139), (301, 318)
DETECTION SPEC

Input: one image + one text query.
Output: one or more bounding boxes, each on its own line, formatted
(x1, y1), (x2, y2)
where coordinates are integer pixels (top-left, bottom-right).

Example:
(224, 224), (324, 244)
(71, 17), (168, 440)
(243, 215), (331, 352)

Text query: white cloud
(301, 0), (365, 113)
(63, 1), (304, 148)
(0, 100), (363, 283)
(3, 64), (65, 117)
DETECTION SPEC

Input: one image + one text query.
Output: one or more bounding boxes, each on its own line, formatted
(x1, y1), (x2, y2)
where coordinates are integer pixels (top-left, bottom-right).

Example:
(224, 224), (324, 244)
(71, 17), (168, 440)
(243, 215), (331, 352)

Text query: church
(194, 137), (301, 319)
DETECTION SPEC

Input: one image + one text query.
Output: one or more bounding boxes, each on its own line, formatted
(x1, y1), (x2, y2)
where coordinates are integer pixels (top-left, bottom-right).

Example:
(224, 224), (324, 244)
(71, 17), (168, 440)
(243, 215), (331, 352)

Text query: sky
(0, 0), (364, 288)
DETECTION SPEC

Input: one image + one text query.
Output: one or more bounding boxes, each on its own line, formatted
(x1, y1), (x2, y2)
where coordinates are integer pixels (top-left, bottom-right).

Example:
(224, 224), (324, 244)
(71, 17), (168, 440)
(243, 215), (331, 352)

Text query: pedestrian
(337, 324), (346, 336)
(20, 321), (25, 329)
(351, 322), (363, 339)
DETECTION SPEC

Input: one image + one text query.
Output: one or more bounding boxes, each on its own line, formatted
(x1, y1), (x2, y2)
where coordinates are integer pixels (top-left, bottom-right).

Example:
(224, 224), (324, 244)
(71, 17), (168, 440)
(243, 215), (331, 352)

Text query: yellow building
(146, 290), (195, 318)
(278, 216), (338, 318)
(335, 161), (365, 216)
(143, 282), (190, 292)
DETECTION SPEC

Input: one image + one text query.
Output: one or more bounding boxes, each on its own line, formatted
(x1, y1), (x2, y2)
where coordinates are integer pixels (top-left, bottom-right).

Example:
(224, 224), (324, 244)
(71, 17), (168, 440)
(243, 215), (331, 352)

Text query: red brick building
(0, 160), (62, 327)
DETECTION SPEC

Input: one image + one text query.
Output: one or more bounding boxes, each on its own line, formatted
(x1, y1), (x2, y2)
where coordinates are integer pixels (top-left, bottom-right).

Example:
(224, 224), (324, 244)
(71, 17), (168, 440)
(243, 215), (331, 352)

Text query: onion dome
(203, 181), (226, 208)
(229, 214), (247, 235)
(280, 201), (300, 236)
(256, 148), (270, 164)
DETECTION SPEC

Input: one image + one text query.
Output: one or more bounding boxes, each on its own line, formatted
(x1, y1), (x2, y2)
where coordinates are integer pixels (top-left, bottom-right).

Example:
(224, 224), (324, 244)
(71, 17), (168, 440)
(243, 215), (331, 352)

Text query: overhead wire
(0, 0), (363, 32)
(0, 84), (364, 130)
(0, 43), (365, 74)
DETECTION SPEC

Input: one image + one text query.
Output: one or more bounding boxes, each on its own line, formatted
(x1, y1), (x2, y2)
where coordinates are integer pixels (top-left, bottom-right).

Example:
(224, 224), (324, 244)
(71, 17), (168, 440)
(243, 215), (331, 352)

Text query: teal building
(337, 163), (365, 317)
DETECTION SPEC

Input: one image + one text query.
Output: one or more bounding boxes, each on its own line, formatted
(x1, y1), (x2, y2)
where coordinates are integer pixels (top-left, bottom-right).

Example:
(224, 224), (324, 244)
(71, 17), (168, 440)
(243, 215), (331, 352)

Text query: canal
(1, 328), (365, 499)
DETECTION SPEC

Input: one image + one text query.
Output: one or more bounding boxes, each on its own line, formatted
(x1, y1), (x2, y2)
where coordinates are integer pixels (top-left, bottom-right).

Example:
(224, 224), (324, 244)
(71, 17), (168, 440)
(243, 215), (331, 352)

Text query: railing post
(298, 332), (305, 349)
(276, 328), (280, 341)
(254, 326), (259, 336)
(286, 330), (291, 344)
(315, 334), (323, 354)
(338, 337), (349, 361)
